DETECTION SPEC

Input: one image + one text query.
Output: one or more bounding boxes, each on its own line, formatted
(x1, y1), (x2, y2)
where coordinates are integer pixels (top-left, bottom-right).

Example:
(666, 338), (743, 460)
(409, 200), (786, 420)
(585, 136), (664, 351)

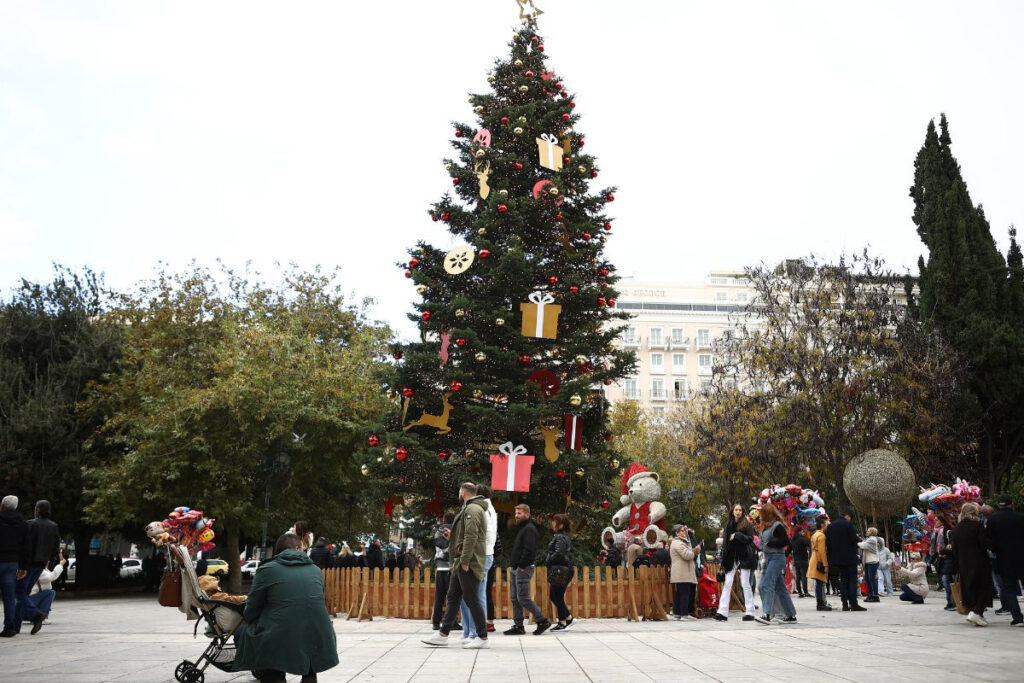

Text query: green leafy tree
(0, 266), (121, 575)
(83, 264), (391, 590)
(908, 114), (1024, 492)
(357, 17), (635, 552)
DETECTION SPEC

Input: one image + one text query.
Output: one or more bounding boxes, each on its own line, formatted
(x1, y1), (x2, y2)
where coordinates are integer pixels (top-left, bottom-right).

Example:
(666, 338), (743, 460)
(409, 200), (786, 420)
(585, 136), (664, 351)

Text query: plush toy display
(601, 463), (668, 549)
(153, 506), (216, 553)
(145, 521), (174, 547)
(197, 575), (247, 604)
(752, 483), (827, 533)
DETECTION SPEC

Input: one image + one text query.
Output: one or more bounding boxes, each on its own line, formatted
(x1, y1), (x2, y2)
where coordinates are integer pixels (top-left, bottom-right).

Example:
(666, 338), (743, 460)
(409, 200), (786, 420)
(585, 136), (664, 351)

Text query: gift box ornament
(520, 291), (561, 339)
(564, 414), (583, 451)
(490, 442), (535, 492)
(535, 133), (564, 171)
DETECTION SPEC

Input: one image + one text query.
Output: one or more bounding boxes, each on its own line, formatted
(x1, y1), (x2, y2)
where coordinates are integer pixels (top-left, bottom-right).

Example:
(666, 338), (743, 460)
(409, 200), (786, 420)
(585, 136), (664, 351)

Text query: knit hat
(620, 463), (653, 505)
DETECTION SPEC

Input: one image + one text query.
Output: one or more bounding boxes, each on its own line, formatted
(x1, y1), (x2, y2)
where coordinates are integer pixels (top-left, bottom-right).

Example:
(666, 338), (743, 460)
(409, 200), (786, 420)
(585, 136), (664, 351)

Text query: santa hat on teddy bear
(620, 463), (659, 505)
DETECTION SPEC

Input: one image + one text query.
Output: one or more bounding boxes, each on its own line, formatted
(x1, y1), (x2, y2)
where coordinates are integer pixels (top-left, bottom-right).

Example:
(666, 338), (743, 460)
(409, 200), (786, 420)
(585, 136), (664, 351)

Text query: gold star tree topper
(516, 0), (544, 20)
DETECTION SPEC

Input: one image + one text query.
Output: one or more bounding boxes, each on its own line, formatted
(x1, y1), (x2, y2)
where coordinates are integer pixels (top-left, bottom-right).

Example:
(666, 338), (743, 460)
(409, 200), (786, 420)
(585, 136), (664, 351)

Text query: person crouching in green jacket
(422, 481), (490, 649)
(234, 532), (338, 682)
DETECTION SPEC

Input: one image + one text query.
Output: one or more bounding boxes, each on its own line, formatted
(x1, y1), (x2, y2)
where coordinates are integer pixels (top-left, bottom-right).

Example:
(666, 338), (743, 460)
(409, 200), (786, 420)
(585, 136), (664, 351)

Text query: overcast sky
(2, 1), (1022, 337)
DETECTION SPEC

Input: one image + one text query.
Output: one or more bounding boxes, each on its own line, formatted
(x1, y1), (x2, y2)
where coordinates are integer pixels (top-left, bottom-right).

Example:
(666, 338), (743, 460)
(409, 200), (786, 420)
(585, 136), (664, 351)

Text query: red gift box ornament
(564, 414), (583, 451)
(489, 442), (535, 493)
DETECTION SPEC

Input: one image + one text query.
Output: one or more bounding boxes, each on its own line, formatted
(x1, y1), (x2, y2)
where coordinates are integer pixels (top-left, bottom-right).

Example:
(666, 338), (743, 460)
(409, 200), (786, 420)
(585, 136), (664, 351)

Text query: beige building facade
(606, 272), (755, 417)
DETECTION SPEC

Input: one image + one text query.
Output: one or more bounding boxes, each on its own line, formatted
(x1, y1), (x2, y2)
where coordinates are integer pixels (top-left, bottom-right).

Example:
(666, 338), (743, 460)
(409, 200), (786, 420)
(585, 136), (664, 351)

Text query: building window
(652, 406), (666, 419)
(624, 378), (639, 399)
(673, 378), (688, 400)
(700, 379), (712, 392)
(725, 379), (737, 391)
(697, 328), (711, 348)
(651, 378), (665, 399)
(671, 327), (685, 344)
(698, 354), (712, 372)
(672, 353), (686, 371)
(623, 325), (638, 344)
(736, 292), (748, 303)
(649, 327), (663, 346)
(650, 353), (664, 373)
(715, 291), (728, 301)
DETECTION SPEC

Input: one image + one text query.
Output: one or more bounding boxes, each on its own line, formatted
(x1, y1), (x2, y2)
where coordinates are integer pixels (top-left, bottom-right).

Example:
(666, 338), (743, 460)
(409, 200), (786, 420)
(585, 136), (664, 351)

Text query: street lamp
(260, 450), (291, 560)
(667, 484), (694, 524)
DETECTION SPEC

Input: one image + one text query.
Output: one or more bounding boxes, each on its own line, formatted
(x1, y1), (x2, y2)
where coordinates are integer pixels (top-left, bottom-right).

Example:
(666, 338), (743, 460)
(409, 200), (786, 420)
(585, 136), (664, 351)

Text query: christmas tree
(360, 11), (635, 549)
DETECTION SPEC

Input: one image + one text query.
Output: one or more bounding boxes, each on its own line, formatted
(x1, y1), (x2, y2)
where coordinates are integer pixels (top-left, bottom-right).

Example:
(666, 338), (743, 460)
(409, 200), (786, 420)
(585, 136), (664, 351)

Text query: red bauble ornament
(578, 139), (585, 147)
(537, 44), (544, 51)
(600, 267), (610, 277)
(368, 435), (380, 447)
(525, 70), (534, 77)
(582, 232), (592, 241)
(561, 113), (571, 122)
(501, 116), (510, 125)
(396, 447), (408, 461)
(606, 193), (615, 201)
(497, 204), (508, 213)
(479, 249), (491, 259)
(604, 378), (613, 386)
(402, 387), (414, 398)
(605, 433), (615, 442)
(608, 298), (617, 307)
(556, 82), (564, 89)
(591, 170), (599, 178)
(455, 338), (467, 347)
(597, 297), (607, 307)
(409, 257), (420, 268)
(441, 211), (451, 221)
(455, 130), (463, 137)
(556, 469), (566, 478)
(601, 499), (610, 509)
(438, 450), (451, 461)
(514, 162), (523, 170)
(432, 214), (439, 222)
(555, 212), (563, 221)
(603, 222), (612, 231)
(531, 35), (539, 43)
(404, 270), (412, 279)
(563, 156), (570, 164)
(548, 276), (559, 286)
(560, 90), (568, 97)
(393, 351), (403, 360)
(452, 178), (460, 186)
(421, 311), (432, 321)
(570, 101), (576, 108)
(449, 381), (463, 392)
(569, 286), (579, 294)
(601, 283), (609, 290)
(519, 354), (532, 365)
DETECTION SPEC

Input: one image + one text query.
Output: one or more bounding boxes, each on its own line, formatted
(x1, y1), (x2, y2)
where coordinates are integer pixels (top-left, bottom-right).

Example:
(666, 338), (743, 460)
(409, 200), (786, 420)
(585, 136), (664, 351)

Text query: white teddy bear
(602, 463), (668, 549)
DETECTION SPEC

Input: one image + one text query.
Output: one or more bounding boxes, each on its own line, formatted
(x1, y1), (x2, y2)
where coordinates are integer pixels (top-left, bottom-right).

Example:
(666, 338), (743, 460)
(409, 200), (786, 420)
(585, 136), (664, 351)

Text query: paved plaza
(1, 593), (1021, 683)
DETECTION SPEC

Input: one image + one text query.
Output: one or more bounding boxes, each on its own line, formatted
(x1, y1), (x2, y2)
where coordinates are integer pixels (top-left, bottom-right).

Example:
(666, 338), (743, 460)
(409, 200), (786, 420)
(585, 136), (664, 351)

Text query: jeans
(21, 589), (55, 622)
(864, 563), (879, 598)
(836, 564), (859, 607)
(486, 562), (496, 621)
(878, 566), (893, 595)
(510, 566), (545, 626)
(815, 578), (827, 606)
(461, 554), (492, 637)
(549, 578), (572, 621)
(716, 566), (755, 617)
(997, 573), (1023, 621)
(15, 566), (44, 626)
(441, 568), (487, 639)
(760, 553), (795, 618)
(793, 562), (809, 595)
(0, 562), (18, 631)
(673, 583), (694, 616)
(900, 585), (924, 603)
(432, 570), (451, 628)
(941, 574), (954, 606)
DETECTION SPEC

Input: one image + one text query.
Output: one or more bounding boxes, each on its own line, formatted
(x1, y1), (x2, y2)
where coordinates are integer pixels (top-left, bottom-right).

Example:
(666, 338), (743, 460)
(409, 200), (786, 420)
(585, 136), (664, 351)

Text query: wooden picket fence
(323, 564), (688, 621)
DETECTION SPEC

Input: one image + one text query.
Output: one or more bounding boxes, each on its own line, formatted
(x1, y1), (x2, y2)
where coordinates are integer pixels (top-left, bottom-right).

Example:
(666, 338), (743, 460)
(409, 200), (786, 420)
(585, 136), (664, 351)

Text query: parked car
(205, 559), (229, 577)
(241, 560), (261, 579)
(66, 558), (76, 584)
(120, 557), (143, 579)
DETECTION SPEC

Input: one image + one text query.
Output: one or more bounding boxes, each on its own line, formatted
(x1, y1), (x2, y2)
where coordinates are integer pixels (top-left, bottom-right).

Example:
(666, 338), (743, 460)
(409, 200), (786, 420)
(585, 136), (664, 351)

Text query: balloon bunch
(752, 483), (828, 532)
(902, 477), (982, 553)
(160, 506), (216, 553)
(900, 507), (931, 555)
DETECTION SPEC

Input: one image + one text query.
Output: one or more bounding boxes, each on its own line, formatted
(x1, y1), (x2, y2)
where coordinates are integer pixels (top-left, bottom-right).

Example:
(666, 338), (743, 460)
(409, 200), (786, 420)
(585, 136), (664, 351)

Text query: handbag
(158, 567), (182, 607)
(816, 561), (826, 573)
(951, 581), (969, 616)
(548, 565), (573, 586)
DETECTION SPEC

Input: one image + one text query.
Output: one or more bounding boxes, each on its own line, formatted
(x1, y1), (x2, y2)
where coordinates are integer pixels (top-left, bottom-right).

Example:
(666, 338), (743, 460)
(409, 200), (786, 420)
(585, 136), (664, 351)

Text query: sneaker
(560, 617), (574, 630)
(780, 616), (797, 624)
(503, 625), (526, 636)
(742, 615), (756, 621)
(1011, 619), (1023, 627)
(841, 606), (850, 612)
(486, 623), (496, 633)
(944, 605), (958, 611)
(550, 623), (567, 632)
(712, 613), (728, 622)
(754, 615), (772, 625)
(966, 612), (988, 627)
(850, 605), (867, 612)
(816, 604), (833, 612)
(463, 637), (489, 649)
(30, 616), (44, 636)
(533, 619), (551, 635)
(0, 629), (16, 638)
(461, 636), (474, 644)
(994, 608), (1010, 616)
(421, 633), (449, 647)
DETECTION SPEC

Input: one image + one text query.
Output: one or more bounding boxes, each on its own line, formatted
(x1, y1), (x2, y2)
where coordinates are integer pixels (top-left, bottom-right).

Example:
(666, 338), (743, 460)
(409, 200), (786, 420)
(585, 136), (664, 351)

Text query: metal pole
(261, 475), (271, 560)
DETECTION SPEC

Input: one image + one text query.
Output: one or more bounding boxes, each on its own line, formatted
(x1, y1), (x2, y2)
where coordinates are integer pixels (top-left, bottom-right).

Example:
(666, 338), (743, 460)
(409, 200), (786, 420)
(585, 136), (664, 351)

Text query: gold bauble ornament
(514, 127), (524, 135)
(466, 449), (475, 456)
(519, 85), (529, 93)
(498, 189), (509, 197)
(415, 285), (427, 295)
(495, 318), (505, 326)
(575, 355), (588, 365)
(549, 187), (560, 196)
(376, 456), (383, 463)
(474, 105), (484, 113)
(487, 74), (495, 83)
(575, 468), (585, 477)
(478, 228), (487, 235)
(472, 389), (484, 399)
(360, 465), (370, 476)
(518, 116), (527, 123)
(514, 59), (524, 66)
(611, 459), (620, 469)
(475, 149), (486, 158)
(578, 165), (587, 173)
(455, 309), (466, 318)
(445, 163), (454, 171)
(475, 352), (487, 362)
(569, 394), (582, 407)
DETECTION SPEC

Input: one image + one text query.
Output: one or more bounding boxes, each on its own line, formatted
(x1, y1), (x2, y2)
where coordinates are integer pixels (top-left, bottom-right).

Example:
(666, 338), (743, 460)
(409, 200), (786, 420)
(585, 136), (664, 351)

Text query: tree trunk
(225, 525), (242, 594)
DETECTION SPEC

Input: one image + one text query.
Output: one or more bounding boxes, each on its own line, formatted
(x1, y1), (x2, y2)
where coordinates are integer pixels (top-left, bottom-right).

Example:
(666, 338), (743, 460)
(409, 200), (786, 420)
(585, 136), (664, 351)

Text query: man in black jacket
(986, 495), (1024, 626)
(309, 537), (334, 569)
(825, 510), (866, 612)
(17, 500), (59, 633)
(1, 495), (28, 637)
(366, 539), (384, 574)
(503, 504), (551, 636)
(790, 529), (811, 598)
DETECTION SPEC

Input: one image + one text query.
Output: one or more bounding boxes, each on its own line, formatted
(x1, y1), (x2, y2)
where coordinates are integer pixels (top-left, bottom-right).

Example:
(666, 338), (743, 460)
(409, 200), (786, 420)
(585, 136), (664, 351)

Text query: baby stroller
(694, 569), (720, 618)
(169, 545), (246, 683)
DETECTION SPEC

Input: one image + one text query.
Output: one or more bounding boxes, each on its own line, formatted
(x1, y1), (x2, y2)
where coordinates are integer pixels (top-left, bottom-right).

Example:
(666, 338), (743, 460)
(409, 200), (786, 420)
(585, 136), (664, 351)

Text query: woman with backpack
(713, 503), (758, 622)
(546, 514), (574, 631)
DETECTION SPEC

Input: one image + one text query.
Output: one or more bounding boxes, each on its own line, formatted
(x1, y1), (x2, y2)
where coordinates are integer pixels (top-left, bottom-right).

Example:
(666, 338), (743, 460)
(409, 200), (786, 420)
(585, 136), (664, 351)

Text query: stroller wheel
(175, 661), (195, 682)
(183, 667), (204, 683)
